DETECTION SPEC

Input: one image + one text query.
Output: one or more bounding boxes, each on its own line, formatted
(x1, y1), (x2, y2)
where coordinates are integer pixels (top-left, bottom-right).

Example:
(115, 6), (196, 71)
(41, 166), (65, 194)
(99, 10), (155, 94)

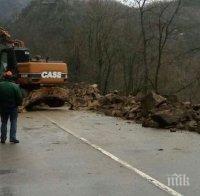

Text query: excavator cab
(0, 48), (14, 76)
(0, 47), (31, 78)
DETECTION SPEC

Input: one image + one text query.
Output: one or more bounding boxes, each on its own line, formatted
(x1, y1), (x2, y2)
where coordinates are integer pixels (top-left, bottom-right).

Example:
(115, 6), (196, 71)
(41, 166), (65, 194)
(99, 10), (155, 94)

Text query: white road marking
(42, 114), (183, 196)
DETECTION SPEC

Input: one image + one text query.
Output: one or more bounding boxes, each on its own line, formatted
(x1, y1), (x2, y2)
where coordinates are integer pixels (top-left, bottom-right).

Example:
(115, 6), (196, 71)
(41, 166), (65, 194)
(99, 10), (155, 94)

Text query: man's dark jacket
(0, 80), (23, 112)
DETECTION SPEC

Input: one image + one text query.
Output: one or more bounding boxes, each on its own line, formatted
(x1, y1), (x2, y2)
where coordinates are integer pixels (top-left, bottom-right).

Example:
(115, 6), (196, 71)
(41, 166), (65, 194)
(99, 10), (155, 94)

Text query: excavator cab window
(0, 48), (19, 78)
(1, 51), (8, 70)
(0, 48), (18, 75)
(0, 48), (30, 67)
(0, 51), (7, 76)
(0, 48), (30, 78)
(15, 49), (30, 63)
(0, 50), (9, 76)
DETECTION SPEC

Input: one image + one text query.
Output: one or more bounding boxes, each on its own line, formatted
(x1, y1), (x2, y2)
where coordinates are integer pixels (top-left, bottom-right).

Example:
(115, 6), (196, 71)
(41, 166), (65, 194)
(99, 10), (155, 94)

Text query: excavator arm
(0, 27), (25, 47)
(0, 27), (11, 45)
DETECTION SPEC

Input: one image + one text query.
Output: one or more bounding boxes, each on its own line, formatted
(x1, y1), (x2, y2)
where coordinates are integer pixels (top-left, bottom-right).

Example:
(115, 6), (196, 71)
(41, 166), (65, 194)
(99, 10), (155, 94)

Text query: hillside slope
(5, 0), (200, 101)
(10, 0), (200, 58)
(0, 0), (31, 22)
(10, 0), (88, 58)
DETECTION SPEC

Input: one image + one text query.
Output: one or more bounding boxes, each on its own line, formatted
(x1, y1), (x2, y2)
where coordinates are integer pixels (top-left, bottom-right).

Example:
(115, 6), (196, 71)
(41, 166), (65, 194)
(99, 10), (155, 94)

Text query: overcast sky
(116, 0), (167, 6)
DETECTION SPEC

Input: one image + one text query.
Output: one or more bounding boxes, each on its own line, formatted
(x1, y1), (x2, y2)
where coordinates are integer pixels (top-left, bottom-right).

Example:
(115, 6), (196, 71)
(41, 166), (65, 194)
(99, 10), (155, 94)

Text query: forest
(0, 0), (200, 102)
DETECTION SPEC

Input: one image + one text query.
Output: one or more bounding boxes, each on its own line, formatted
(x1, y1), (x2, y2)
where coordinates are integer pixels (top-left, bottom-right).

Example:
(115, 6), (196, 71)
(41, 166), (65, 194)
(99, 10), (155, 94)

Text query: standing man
(0, 71), (23, 144)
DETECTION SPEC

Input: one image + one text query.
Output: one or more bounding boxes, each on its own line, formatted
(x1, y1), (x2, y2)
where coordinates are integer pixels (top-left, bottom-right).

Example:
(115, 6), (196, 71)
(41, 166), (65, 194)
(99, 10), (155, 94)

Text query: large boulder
(191, 109), (200, 122)
(142, 118), (159, 128)
(141, 92), (167, 114)
(151, 110), (182, 128)
(101, 93), (125, 105)
(185, 120), (200, 133)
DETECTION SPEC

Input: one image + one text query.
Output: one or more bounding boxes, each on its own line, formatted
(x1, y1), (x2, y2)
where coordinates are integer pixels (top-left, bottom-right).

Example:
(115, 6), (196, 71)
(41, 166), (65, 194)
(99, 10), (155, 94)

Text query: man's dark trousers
(1, 107), (18, 140)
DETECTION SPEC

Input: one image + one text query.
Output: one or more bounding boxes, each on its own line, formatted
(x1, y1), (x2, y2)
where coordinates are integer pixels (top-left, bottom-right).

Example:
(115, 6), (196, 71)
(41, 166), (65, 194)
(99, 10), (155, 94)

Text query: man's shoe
(1, 137), (7, 144)
(1, 139), (6, 144)
(10, 139), (19, 144)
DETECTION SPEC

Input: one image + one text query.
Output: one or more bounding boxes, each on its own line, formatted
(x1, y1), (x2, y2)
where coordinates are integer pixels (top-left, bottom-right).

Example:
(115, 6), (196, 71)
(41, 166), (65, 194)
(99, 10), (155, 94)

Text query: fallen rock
(142, 118), (159, 128)
(186, 120), (200, 133)
(151, 110), (181, 128)
(141, 92), (167, 114)
(57, 82), (200, 134)
(111, 109), (124, 117)
(170, 128), (177, 132)
(88, 100), (101, 110)
(104, 93), (125, 104)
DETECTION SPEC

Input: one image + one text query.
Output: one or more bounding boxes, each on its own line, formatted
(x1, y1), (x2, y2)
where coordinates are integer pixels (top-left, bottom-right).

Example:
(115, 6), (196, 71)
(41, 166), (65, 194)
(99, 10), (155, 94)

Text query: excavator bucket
(0, 27), (25, 47)
(23, 87), (72, 110)
(0, 27), (11, 45)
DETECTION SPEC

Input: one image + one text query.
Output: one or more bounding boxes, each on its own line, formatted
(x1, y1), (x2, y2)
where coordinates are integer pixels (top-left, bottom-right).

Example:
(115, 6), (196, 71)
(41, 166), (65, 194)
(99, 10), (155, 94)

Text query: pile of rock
(140, 92), (198, 131)
(23, 82), (200, 133)
(65, 83), (200, 133)
(66, 82), (102, 109)
(98, 92), (142, 121)
(65, 83), (141, 119)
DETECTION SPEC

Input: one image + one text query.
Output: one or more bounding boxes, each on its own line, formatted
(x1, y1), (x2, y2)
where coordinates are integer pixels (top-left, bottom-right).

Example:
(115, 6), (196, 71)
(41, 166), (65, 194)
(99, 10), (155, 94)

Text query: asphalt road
(1, 107), (199, 196)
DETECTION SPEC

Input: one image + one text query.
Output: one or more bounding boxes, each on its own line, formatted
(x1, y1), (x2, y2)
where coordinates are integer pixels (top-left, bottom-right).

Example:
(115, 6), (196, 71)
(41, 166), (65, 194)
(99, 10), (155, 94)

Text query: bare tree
(153, 0), (182, 93)
(136, 0), (149, 94)
(123, 0), (151, 94)
(85, 0), (122, 92)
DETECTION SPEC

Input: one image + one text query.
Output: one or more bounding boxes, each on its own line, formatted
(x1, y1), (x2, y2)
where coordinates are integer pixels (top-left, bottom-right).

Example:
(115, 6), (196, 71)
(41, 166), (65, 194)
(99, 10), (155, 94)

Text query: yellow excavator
(0, 27), (69, 109)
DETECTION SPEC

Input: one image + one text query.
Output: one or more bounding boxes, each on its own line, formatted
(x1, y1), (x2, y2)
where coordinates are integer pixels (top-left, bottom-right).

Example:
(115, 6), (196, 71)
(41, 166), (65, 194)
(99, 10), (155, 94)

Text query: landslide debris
(23, 82), (200, 133)
(63, 83), (200, 133)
